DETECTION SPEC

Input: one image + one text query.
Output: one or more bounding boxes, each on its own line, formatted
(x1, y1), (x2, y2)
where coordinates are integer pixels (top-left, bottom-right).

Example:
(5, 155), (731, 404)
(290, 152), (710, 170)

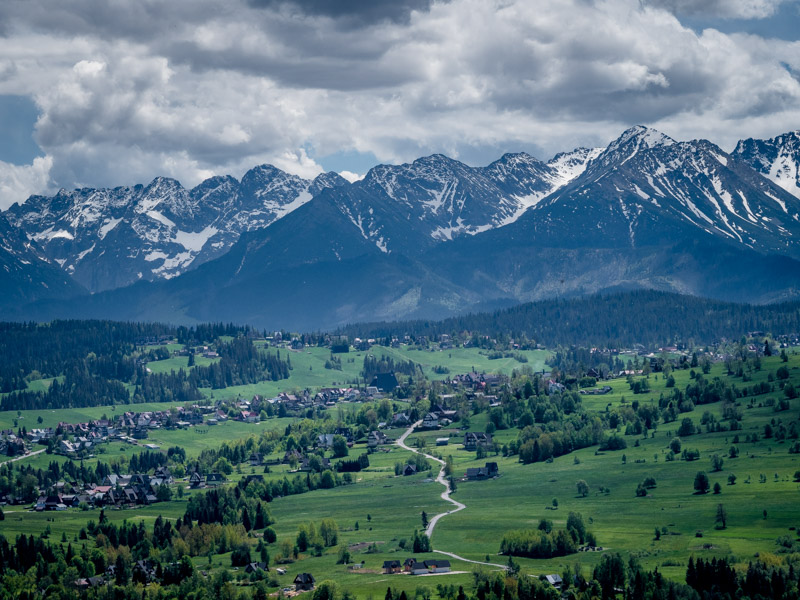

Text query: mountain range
(2, 126), (799, 331)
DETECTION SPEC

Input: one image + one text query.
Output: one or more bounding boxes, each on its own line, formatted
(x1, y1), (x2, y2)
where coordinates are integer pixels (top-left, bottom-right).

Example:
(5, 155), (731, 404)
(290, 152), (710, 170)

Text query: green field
(3, 350), (799, 596)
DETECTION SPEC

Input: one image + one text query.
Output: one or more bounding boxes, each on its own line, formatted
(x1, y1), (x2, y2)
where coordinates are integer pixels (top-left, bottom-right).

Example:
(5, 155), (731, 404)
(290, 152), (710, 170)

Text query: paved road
(1, 448), (45, 464)
(396, 421), (507, 571)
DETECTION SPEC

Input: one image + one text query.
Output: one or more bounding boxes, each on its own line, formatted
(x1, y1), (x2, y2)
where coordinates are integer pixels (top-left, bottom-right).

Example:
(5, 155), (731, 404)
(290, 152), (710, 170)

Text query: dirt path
(396, 421), (507, 571)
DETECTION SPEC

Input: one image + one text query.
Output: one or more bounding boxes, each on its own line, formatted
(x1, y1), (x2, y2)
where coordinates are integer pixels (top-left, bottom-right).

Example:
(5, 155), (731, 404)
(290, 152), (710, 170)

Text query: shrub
(601, 435), (627, 451)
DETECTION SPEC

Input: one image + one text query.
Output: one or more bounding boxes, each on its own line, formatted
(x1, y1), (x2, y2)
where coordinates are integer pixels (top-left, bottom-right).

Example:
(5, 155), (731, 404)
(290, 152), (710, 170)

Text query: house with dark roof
(370, 372), (399, 392)
(294, 573), (315, 591)
(300, 456), (331, 472)
(465, 462), (499, 480)
(423, 559), (451, 573)
(205, 473), (225, 486)
(383, 560), (402, 574)
(403, 558), (451, 574)
(245, 562), (269, 574)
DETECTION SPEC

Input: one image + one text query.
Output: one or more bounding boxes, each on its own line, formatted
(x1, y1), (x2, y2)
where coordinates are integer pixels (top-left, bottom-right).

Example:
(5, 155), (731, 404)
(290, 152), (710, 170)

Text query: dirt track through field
(396, 421), (507, 571)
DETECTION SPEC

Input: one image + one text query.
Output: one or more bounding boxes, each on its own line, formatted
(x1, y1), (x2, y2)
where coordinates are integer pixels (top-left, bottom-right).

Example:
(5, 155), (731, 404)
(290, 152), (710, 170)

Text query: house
(300, 456), (331, 472)
(423, 559), (451, 573)
(463, 432), (493, 450)
(369, 372), (399, 392)
(383, 560), (402, 574)
(294, 573), (316, 591)
(59, 440), (77, 455)
(245, 562), (269, 574)
(544, 574), (563, 590)
(436, 438), (449, 446)
(189, 472), (204, 488)
(133, 560), (156, 583)
(367, 431), (389, 448)
(404, 558), (451, 575)
(45, 495), (66, 511)
(465, 462), (499, 481)
(249, 452), (263, 466)
(392, 413), (411, 427)
(403, 464), (417, 476)
(316, 434), (335, 449)
(239, 411), (260, 423)
(283, 449), (305, 464)
(152, 466), (174, 485)
(579, 385), (612, 396)
(333, 427), (354, 443)
(205, 473), (225, 486)
(422, 413), (440, 429)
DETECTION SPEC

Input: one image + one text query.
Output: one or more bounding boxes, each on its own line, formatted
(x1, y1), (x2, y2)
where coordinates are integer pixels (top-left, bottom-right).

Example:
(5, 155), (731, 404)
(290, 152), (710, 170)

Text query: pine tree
(715, 504), (727, 529)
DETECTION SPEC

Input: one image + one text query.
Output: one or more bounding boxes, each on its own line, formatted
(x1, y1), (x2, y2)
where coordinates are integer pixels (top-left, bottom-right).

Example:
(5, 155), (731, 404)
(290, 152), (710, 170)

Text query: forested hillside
(339, 291), (800, 348)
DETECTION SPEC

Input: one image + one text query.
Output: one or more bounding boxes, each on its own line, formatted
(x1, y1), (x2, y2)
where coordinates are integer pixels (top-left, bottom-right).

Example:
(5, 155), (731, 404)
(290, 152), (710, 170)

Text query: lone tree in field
(715, 504), (727, 529)
(576, 480), (589, 497)
(694, 471), (710, 494)
(711, 454), (724, 472)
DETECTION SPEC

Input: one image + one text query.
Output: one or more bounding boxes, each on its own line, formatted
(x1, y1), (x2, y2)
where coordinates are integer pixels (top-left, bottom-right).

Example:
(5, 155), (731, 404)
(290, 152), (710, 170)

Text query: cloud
(0, 156), (53, 210)
(338, 171), (365, 183)
(643, 0), (792, 19)
(245, 0), (440, 26)
(0, 0), (798, 207)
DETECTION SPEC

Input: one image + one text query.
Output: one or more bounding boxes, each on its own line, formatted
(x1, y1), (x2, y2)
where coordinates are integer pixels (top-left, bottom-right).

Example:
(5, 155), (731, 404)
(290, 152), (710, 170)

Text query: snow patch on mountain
(173, 226), (218, 252)
(98, 217), (122, 239)
(546, 147), (604, 189)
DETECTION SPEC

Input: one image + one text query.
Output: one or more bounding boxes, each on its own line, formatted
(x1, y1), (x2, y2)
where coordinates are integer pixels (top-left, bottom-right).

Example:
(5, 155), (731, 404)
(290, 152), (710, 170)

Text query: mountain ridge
(3, 125), (800, 329)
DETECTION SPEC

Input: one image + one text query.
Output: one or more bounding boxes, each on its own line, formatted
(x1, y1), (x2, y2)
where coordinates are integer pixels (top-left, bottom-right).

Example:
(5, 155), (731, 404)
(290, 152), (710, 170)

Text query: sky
(0, 0), (799, 209)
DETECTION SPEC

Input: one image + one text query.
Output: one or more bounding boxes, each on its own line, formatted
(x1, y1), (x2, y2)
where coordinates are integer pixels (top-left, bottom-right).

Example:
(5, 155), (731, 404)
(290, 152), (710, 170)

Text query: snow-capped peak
(546, 147), (604, 188)
(613, 125), (675, 149)
(733, 130), (800, 200)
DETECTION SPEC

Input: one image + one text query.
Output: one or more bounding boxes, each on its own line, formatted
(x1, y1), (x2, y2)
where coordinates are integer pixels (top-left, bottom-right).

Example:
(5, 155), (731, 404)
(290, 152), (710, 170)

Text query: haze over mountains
(2, 126), (799, 330)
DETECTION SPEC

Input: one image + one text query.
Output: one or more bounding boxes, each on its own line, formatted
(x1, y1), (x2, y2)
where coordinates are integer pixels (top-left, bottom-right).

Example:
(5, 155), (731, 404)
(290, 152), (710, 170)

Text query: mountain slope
(4, 167), (347, 292)
(6, 125), (800, 331)
(733, 130), (800, 200)
(0, 214), (87, 310)
(523, 126), (800, 257)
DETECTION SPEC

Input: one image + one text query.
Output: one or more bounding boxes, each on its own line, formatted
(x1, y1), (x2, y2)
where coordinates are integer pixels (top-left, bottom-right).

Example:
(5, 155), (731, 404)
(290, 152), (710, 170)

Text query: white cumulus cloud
(0, 0), (797, 207)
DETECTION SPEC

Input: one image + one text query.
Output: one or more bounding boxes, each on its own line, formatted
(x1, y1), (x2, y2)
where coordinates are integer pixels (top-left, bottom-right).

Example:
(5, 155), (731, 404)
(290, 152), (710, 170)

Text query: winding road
(396, 421), (507, 571)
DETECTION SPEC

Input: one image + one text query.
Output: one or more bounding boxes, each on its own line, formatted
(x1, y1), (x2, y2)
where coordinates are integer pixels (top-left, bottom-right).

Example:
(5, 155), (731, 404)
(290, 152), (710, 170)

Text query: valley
(1, 308), (799, 599)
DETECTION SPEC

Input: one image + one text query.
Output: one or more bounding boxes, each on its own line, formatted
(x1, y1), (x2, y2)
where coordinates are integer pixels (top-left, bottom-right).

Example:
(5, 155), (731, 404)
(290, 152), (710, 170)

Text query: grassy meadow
(2, 348), (799, 596)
